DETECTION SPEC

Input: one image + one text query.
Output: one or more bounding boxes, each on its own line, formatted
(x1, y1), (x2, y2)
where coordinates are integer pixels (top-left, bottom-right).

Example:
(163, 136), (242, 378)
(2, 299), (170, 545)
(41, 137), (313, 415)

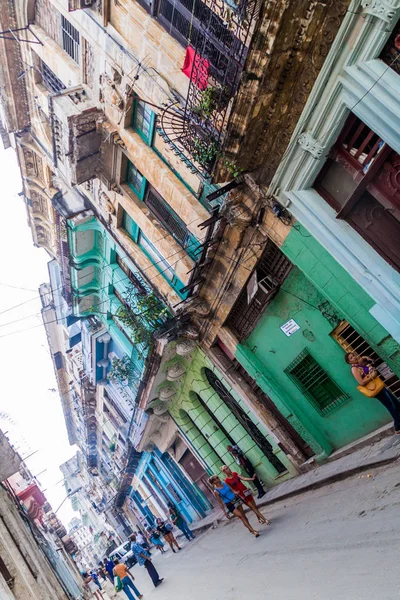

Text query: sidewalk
(258, 429), (400, 507)
(189, 431), (400, 535)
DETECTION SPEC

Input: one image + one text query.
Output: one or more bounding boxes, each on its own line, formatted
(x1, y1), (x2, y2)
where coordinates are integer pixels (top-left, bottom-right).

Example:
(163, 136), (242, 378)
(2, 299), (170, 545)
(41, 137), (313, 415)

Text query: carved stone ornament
(152, 402), (170, 416)
(175, 338), (197, 356)
(183, 325), (200, 340)
(166, 362), (187, 381)
(361, 0), (397, 22)
(191, 300), (211, 317)
(110, 183), (123, 195)
(159, 383), (177, 401)
(225, 202), (252, 225)
(101, 192), (115, 214)
(297, 132), (325, 159)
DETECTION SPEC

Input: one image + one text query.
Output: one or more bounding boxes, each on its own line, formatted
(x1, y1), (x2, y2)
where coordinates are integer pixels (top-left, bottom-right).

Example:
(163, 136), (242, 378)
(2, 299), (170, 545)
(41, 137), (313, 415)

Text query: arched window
(204, 368), (286, 474)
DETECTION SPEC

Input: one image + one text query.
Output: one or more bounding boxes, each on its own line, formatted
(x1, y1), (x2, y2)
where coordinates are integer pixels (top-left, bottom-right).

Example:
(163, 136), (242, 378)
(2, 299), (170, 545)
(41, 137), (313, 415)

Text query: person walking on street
(98, 562), (107, 581)
(130, 533), (164, 588)
(83, 572), (104, 600)
(148, 528), (166, 554)
(113, 559), (143, 600)
(136, 529), (151, 552)
(98, 565), (107, 582)
(221, 465), (270, 525)
(105, 558), (115, 583)
(156, 517), (181, 553)
(90, 570), (102, 591)
(168, 506), (195, 541)
(226, 445), (266, 498)
(209, 475), (260, 538)
(345, 352), (400, 434)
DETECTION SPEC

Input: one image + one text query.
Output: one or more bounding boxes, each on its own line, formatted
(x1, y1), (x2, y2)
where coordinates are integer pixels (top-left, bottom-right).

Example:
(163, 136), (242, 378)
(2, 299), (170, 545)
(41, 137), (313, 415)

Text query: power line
(0, 282), (37, 293)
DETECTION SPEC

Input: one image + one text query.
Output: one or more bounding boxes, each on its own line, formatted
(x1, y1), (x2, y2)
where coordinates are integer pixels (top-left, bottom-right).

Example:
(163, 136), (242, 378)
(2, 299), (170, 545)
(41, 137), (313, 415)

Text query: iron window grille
(226, 238), (292, 341)
(284, 349), (349, 416)
(42, 61), (66, 93)
(144, 186), (192, 250)
(204, 368), (287, 474)
(331, 321), (400, 398)
(116, 254), (147, 295)
(61, 15), (80, 63)
(127, 162), (200, 259)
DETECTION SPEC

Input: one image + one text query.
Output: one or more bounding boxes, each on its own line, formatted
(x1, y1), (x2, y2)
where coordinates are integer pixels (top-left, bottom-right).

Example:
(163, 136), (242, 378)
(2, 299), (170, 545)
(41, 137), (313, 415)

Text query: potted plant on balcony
(191, 137), (220, 169)
(193, 86), (229, 120)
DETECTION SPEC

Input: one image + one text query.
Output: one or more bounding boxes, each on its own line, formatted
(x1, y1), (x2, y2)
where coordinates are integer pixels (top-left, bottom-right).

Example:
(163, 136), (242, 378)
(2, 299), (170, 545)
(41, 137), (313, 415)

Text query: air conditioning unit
(257, 274), (278, 295)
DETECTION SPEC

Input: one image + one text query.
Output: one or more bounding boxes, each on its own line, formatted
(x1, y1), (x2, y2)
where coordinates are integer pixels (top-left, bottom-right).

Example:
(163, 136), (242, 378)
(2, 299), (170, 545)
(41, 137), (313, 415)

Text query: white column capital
(361, 0), (399, 23)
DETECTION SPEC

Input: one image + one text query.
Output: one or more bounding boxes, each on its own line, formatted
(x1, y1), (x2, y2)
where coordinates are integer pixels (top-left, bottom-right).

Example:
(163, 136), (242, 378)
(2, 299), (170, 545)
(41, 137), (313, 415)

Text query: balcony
(157, 0), (259, 178)
(68, 0), (94, 9)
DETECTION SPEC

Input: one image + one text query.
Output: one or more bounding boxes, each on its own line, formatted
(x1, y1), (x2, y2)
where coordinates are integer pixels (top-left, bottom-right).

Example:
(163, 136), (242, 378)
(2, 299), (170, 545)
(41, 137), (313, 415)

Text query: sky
(0, 146), (77, 525)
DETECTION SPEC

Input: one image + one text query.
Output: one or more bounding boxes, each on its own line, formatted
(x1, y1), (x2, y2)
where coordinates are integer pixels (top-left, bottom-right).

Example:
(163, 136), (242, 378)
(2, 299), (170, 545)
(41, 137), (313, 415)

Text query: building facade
(2, 0), (400, 544)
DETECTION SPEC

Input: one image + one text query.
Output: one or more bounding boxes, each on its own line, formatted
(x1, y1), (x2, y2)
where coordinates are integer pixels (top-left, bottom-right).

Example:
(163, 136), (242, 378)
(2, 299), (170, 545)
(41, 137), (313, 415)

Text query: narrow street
(125, 464), (400, 600)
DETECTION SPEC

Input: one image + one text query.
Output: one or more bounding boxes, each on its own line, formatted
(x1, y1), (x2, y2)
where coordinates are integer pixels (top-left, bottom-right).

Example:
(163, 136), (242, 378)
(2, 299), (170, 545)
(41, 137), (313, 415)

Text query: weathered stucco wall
(233, 224), (400, 455)
(220, 0), (352, 182)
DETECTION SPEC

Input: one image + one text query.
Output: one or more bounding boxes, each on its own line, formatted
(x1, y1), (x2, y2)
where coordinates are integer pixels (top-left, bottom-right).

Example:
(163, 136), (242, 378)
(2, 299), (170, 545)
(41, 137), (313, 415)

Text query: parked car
(109, 541), (137, 568)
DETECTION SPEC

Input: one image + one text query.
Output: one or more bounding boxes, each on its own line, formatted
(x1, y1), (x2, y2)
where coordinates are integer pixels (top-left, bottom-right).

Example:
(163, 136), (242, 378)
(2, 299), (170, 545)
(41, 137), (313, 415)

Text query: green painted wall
(166, 348), (297, 489)
(235, 224), (400, 456)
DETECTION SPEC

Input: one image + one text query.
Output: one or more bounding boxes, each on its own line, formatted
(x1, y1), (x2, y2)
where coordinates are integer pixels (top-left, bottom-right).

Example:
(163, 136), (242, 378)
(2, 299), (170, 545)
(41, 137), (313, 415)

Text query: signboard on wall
(280, 319), (300, 337)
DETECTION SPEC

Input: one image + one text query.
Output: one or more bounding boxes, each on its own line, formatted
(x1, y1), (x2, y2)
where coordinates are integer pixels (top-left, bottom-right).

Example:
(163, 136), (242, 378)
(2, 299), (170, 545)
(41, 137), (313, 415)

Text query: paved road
(122, 463), (400, 600)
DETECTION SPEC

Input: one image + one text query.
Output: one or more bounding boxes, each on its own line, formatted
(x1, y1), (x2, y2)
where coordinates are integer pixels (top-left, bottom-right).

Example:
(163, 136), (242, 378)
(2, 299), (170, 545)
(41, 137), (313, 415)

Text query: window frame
(41, 61), (66, 93)
(126, 162), (201, 260)
(314, 112), (400, 272)
(121, 209), (187, 298)
(132, 98), (156, 145)
(284, 348), (349, 416)
(126, 161), (147, 200)
(60, 15), (80, 64)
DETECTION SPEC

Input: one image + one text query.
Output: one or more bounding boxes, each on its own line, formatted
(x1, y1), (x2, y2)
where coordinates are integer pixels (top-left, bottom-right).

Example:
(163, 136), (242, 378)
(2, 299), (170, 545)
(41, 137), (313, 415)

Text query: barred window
(284, 349), (349, 416)
(61, 16), (80, 63)
(42, 61), (66, 93)
(226, 239), (292, 341)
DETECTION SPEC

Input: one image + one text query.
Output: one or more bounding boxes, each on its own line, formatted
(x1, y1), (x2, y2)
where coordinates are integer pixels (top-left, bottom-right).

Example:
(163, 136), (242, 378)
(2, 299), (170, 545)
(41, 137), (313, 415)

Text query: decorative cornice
(361, 0), (398, 23)
(297, 132), (325, 159)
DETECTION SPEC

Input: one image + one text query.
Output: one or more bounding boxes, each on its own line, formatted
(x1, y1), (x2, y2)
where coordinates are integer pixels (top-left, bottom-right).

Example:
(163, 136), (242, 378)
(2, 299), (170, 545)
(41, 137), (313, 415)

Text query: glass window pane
(319, 161), (357, 209)
(127, 163), (144, 195)
(135, 101), (153, 139)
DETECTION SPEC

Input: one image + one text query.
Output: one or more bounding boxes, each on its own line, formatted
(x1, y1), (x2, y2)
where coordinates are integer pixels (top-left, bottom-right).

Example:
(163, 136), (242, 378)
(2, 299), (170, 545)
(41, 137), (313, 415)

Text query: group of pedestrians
(82, 506), (197, 599)
(208, 446), (271, 538)
(83, 446), (269, 597)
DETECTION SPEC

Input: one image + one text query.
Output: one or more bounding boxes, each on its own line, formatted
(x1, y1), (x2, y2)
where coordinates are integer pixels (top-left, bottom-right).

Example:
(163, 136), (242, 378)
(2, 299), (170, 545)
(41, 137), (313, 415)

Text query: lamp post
(54, 487), (82, 514)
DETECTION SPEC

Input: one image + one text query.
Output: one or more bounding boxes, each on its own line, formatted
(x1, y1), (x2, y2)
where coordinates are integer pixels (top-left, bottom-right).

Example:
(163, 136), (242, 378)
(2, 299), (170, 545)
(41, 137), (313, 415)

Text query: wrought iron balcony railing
(158, 0), (259, 176)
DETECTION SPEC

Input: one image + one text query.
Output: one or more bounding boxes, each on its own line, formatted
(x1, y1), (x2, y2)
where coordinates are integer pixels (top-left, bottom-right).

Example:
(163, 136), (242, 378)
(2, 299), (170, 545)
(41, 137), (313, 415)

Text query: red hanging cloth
(182, 46), (210, 91)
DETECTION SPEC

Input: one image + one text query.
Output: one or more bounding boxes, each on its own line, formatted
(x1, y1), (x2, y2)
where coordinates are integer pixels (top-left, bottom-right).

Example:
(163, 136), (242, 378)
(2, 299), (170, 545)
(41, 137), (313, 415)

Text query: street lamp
(54, 487), (82, 514)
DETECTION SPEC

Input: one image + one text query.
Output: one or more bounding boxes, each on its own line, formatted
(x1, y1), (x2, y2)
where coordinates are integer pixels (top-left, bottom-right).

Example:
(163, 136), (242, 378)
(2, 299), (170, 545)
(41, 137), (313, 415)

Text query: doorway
(179, 449), (217, 508)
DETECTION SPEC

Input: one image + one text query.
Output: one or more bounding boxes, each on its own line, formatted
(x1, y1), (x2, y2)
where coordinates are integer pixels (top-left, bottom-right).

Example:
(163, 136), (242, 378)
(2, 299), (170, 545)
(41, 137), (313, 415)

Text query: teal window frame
(126, 161), (201, 261)
(121, 209), (187, 299)
(127, 161), (147, 199)
(122, 210), (139, 243)
(132, 98), (156, 145)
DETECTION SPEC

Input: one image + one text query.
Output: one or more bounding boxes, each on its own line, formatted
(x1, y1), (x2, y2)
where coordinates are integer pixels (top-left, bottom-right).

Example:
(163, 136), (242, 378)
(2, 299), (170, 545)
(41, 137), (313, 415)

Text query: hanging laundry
(182, 46), (210, 90)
